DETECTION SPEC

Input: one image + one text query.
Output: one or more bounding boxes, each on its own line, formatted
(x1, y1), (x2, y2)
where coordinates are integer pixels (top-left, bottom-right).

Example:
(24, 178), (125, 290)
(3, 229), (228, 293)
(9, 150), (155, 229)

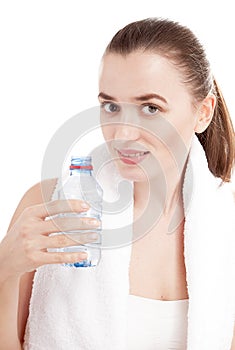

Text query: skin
(98, 52), (217, 302)
(99, 51), (216, 231)
(98, 52), (216, 298)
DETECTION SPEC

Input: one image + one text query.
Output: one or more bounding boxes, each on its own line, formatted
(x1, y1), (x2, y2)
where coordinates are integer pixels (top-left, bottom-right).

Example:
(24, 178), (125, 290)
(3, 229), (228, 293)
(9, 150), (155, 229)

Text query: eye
(100, 102), (120, 114)
(141, 104), (159, 116)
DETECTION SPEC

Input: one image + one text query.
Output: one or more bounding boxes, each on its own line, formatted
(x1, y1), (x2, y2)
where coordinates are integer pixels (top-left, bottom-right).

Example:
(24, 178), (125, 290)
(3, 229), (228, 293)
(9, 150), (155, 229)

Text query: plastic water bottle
(56, 156), (103, 268)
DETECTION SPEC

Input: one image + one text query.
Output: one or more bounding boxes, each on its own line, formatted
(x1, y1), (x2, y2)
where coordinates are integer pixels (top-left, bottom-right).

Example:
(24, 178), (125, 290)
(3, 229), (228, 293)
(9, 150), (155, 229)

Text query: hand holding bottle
(0, 199), (100, 279)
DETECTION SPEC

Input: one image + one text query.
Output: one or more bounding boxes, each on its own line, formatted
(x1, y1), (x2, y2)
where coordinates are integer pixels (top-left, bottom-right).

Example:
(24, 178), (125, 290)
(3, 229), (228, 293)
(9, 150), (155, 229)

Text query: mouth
(115, 148), (150, 165)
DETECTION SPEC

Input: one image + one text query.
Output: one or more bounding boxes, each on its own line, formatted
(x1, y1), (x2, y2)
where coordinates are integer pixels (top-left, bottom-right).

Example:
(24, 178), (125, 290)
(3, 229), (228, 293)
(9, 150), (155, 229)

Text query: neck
(133, 157), (188, 235)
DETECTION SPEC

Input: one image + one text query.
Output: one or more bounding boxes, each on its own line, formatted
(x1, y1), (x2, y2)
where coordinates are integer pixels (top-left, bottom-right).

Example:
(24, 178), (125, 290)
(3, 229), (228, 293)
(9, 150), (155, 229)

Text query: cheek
(139, 115), (193, 168)
(101, 124), (114, 142)
(170, 113), (196, 148)
(150, 108), (196, 151)
(167, 101), (197, 144)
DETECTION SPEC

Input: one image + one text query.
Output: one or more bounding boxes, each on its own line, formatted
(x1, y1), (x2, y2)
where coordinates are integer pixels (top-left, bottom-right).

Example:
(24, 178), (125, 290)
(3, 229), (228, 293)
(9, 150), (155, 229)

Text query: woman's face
(98, 51), (198, 182)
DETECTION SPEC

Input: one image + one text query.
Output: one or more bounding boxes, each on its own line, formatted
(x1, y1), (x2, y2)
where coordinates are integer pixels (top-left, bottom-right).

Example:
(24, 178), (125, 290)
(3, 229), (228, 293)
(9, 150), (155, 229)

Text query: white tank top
(127, 294), (189, 350)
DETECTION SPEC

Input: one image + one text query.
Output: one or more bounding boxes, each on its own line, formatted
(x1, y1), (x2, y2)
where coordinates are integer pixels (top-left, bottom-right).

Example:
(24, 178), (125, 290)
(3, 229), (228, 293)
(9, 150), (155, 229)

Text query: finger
(39, 232), (99, 249)
(24, 199), (90, 219)
(36, 216), (101, 236)
(36, 250), (89, 265)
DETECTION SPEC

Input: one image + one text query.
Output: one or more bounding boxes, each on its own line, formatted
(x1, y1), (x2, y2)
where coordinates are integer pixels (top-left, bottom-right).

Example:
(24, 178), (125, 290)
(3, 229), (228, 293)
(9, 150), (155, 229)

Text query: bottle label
(70, 165), (93, 170)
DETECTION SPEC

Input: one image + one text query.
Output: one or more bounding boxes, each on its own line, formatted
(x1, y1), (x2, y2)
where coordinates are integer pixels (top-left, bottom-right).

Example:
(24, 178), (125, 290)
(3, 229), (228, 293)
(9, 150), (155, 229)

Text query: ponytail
(196, 78), (235, 182)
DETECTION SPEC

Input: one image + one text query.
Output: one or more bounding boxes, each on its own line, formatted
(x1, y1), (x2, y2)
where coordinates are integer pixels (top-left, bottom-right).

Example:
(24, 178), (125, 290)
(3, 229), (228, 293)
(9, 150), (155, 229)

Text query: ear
(194, 94), (216, 133)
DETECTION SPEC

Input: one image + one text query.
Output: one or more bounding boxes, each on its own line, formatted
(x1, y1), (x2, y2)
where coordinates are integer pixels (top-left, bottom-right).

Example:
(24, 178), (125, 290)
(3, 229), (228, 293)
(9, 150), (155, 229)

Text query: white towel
(182, 137), (235, 349)
(23, 135), (235, 350)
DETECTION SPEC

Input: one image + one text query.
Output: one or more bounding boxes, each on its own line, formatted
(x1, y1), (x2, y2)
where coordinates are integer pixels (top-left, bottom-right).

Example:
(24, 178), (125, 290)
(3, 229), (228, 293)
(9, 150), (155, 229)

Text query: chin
(114, 159), (156, 183)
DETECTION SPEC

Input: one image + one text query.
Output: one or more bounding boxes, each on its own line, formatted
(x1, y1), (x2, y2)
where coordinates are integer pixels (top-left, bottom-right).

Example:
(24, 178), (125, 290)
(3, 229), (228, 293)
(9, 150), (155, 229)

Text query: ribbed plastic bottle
(57, 156), (103, 268)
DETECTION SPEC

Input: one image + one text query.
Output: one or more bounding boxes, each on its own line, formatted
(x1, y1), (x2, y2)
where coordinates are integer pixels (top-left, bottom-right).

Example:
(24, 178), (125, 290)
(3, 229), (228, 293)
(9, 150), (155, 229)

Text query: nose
(114, 122), (140, 141)
(114, 105), (141, 141)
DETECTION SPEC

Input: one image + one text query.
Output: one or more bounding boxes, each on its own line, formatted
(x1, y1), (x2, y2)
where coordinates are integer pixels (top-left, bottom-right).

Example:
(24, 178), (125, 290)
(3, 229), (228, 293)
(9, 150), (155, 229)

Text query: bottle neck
(70, 168), (92, 176)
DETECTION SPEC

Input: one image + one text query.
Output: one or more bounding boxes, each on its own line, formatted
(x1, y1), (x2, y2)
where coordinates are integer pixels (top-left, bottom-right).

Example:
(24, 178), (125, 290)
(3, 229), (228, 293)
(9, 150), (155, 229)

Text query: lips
(116, 148), (150, 164)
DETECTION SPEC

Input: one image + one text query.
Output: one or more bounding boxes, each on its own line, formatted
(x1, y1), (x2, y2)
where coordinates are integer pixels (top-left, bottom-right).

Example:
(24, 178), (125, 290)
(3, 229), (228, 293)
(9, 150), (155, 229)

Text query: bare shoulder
(8, 178), (58, 344)
(7, 178), (58, 231)
(26, 177), (58, 202)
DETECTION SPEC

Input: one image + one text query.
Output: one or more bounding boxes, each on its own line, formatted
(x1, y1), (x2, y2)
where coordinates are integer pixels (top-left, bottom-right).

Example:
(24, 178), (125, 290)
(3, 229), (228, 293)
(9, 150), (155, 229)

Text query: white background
(0, 0), (234, 239)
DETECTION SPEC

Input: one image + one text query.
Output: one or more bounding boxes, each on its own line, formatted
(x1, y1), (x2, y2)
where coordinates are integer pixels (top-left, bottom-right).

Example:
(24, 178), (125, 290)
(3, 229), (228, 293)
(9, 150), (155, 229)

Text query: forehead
(98, 52), (188, 101)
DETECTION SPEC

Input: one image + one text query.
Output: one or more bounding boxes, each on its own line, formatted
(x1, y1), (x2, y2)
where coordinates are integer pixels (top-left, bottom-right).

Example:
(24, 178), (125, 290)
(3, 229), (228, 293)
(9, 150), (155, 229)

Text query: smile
(116, 149), (150, 164)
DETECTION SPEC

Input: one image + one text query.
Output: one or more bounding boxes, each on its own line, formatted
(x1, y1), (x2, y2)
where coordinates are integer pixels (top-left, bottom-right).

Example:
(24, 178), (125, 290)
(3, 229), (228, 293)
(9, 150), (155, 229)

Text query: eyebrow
(98, 92), (168, 104)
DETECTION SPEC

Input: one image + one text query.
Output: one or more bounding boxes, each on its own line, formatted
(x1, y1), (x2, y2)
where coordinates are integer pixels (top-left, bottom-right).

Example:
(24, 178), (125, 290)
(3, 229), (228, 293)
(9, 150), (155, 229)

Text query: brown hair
(104, 17), (235, 182)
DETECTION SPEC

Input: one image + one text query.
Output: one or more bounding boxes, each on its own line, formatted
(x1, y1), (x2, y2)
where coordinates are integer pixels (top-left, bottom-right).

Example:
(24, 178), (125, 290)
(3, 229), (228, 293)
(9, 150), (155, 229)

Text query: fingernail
(81, 202), (89, 209)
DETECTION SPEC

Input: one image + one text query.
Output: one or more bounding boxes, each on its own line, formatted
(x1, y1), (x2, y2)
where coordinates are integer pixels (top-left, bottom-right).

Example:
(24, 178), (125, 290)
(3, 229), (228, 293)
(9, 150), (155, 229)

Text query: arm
(231, 323), (235, 350)
(0, 178), (57, 349)
(0, 275), (22, 350)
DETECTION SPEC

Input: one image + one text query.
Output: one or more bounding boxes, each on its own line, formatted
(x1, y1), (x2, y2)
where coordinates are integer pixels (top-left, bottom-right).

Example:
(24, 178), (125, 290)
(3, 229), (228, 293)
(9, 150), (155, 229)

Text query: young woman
(0, 18), (234, 350)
